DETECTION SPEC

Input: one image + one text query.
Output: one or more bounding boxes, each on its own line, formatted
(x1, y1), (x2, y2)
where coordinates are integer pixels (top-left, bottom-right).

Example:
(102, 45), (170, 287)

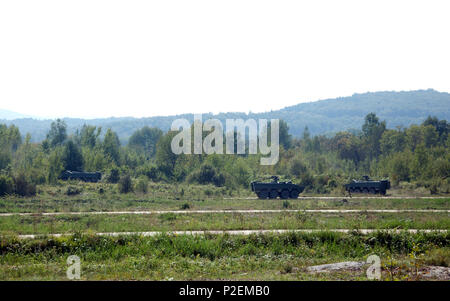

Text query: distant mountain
(1, 89), (449, 143)
(0, 109), (34, 120)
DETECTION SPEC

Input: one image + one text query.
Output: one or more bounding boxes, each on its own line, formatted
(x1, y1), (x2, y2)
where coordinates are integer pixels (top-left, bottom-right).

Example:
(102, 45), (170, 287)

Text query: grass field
(1, 212), (449, 235)
(1, 231), (449, 280)
(0, 182), (449, 280)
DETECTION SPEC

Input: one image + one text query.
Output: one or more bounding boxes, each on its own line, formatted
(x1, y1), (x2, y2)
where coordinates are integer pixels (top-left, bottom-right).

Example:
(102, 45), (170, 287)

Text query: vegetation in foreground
(0, 231), (448, 280)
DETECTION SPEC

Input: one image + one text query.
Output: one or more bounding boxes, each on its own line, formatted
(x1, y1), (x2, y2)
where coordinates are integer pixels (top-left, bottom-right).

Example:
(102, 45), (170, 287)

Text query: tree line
(0, 113), (449, 196)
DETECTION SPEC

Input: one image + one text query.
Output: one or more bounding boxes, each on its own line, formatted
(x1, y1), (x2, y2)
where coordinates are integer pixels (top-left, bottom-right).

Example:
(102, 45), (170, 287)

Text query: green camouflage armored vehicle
(344, 176), (390, 195)
(59, 170), (102, 183)
(251, 176), (304, 199)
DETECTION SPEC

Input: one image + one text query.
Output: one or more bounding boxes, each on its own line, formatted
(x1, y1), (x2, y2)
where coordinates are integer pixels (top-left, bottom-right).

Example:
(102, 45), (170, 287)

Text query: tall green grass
(1, 231), (448, 280)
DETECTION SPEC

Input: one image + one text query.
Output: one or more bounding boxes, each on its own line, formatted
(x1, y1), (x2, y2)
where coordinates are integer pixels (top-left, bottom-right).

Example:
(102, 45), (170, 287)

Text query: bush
(299, 171), (314, 190)
(135, 176), (149, 194)
(13, 174), (36, 196)
(187, 164), (226, 187)
(118, 174), (133, 193)
(137, 163), (161, 182)
(0, 175), (14, 196)
(180, 203), (190, 210)
(106, 167), (120, 184)
(423, 248), (450, 267)
(289, 159), (307, 178)
(66, 186), (81, 196)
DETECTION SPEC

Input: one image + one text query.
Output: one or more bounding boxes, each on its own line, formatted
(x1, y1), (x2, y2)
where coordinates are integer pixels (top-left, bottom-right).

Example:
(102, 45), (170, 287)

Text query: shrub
(423, 248), (450, 267)
(66, 186), (81, 196)
(327, 178), (338, 188)
(135, 176), (149, 194)
(138, 163), (161, 182)
(118, 174), (133, 193)
(300, 171), (314, 190)
(180, 203), (190, 210)
(289, 159), (307, 178)
(0, 175), (14, 196)
(106, 167), (120, 184)
(187, 164), (226, 187)
(13, 174), (36, 196)
(158, 213), (177, 221)
(429, 181), (439, 195)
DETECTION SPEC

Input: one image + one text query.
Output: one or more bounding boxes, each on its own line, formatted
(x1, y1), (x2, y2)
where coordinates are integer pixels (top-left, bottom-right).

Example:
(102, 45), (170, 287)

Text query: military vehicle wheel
(269, 190), (278, 199)
(380, 190), (386, 195)
(290, 190), (300, 199)
(369, 188), (376, 194)
(280, 189), (290, 199)
(257, 190), (269, 199)
(362, 188), (368, 194)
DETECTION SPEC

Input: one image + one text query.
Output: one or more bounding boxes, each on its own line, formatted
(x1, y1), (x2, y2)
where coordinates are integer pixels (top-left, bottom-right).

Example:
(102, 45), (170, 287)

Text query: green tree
(62, 140), (84, 171)
(423, 116), (449, 143)
(362, 113), (386, 159)
(279, 119), (292, 150)
(118, 174), (133, 193)
(406, 125), (424, 151)
(79, 125), (101, 148)
(128, 126), (163, 158)
(47, 147), (65, 183)
(47, 119), (67, 147)
(422, 125), (439, 148)
(103, 129), (121, 164)
(332, 132), (361, 163)
(389, 152), (412, 184)
(289, 158), (308, 178)
(380, 129), (406, 154)
(82, 146), (109, 171)
(155, 131), (179, 179)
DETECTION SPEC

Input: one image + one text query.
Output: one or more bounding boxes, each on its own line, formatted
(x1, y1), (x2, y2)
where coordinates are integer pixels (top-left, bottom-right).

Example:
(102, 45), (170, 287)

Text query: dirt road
(16, 228), (448, 239)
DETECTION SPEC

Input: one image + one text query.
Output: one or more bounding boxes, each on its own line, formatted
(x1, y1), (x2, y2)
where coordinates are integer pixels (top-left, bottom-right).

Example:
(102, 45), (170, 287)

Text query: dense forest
(1, 89), (449, 143)
(1, 111), (449, 197)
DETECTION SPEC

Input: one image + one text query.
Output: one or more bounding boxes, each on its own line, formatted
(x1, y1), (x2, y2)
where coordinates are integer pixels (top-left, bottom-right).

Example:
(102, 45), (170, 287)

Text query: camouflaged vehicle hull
(251, 181), (304, 199)
(59, 170), (102, 183)
(344, 178), (390, 195)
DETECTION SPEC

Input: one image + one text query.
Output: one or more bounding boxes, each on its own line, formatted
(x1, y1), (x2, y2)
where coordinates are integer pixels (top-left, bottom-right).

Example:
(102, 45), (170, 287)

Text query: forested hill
(1, 89), (449, 143)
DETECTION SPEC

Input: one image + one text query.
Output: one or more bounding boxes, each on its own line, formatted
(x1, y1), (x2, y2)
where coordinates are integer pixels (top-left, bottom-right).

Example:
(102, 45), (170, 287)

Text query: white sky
(1, 0), (449, 119)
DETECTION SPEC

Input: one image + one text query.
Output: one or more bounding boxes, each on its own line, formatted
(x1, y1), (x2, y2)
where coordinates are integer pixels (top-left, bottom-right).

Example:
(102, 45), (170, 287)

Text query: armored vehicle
(344, 176), (390, 195)
(251, 176), (304, 199)
(59, 170), (102, 183)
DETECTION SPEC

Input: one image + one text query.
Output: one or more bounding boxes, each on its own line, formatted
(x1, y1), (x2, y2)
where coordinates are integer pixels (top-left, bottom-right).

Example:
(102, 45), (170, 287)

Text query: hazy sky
(1, 0), (449, 119)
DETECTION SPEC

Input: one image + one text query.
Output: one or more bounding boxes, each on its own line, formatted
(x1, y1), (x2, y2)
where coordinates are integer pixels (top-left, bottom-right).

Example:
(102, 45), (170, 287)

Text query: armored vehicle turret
(59, 170), (102, 183)
(344, 176), (390, 195)
(251, 176), (304, 199)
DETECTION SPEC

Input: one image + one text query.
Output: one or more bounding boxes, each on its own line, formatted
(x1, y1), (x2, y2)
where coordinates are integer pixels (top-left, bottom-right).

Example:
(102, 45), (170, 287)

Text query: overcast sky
(1, 0), (449, 119)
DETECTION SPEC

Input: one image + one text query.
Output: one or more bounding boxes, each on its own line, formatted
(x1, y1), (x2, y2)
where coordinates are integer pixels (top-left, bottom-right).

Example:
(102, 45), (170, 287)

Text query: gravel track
(16, 229), (449, 239)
